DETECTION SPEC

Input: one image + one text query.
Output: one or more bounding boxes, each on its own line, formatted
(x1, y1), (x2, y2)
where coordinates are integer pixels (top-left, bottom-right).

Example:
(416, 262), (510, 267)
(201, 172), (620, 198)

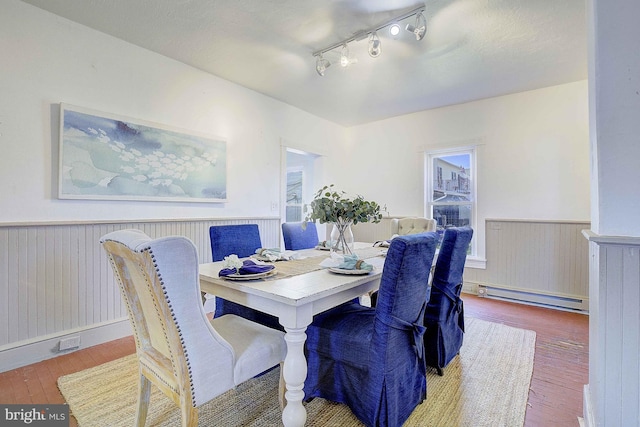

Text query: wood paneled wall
(0, 216), (589, 370)
(583, 232), (640, 426)
(0, 218), (281, 370)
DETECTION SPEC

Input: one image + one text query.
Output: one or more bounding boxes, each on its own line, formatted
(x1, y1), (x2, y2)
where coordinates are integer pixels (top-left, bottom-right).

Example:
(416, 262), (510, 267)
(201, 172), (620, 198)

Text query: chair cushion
(212, 314), (285, 385)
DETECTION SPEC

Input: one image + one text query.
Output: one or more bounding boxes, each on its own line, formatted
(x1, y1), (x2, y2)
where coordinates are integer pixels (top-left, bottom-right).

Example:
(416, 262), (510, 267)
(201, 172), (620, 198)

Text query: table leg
(281, 326), (308, 427)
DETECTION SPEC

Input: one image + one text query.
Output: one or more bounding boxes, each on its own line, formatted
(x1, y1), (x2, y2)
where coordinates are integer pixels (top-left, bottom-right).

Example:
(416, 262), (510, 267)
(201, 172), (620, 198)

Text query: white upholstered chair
(101, 229), (285, 427)
(391, 217), (437, 237)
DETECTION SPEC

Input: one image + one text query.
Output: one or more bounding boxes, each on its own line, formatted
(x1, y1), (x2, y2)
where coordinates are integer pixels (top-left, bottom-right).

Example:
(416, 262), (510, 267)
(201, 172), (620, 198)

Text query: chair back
(374, 232), (438, 342)
(282, 221), (319, 250)
(432, 226), (473, 292)
(423, 226), (473, 374)
(101, 229), (236, 407)
(391, 217), (437, 236)
(209, 224), (262, 261)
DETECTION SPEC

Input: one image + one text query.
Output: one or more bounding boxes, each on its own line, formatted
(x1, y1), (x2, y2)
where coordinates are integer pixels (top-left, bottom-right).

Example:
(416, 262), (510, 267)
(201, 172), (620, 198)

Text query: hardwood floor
(0, 294), (588, 426)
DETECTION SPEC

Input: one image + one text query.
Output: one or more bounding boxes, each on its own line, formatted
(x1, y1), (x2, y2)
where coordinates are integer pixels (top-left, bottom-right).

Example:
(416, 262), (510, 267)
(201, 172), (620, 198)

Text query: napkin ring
(355, 260), (364, 270)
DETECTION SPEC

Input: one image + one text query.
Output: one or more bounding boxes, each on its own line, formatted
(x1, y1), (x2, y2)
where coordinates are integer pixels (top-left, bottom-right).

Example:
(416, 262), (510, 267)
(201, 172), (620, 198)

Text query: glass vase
(330, 221), (354, 257)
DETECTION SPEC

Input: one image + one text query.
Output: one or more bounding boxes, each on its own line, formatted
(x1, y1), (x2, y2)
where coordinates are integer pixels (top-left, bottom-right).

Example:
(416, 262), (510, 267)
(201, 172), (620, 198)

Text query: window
(284, 148), (320, 222)
(426, 147), (476, 256)
(286, 169), (303, 221)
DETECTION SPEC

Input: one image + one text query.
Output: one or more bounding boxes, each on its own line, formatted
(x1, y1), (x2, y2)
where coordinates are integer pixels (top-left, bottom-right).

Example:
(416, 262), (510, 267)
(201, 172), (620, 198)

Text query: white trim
(280, 137), (328, 157)
(424, 145), (478, 257)
(0, 318), (132, 373)
(582, 229), (640, 245)
(0, 216), (280, 228)
(465, 257), (487, 269)
(583, 384), (595, 427)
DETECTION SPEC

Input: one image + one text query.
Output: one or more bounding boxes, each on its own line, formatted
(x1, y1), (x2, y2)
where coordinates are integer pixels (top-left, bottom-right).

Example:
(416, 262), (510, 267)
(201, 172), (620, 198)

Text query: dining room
(1, 1), (639, 426)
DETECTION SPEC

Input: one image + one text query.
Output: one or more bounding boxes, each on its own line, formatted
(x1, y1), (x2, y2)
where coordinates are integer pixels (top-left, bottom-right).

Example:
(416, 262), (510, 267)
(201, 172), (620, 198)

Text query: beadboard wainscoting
(0, 218), (281, 371)
(467, 219), (590, 312)
(353, 218), (590, 312)
(582, 231), (640, 427)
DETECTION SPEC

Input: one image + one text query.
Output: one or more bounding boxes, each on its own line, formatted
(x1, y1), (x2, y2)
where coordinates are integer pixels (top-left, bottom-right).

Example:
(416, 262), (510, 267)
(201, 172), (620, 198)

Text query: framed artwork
(58, 103), (227, 202)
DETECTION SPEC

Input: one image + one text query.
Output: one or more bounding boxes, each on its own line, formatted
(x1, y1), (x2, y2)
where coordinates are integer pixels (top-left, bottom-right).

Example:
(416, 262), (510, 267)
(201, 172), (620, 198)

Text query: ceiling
(21, 0), (587, 127)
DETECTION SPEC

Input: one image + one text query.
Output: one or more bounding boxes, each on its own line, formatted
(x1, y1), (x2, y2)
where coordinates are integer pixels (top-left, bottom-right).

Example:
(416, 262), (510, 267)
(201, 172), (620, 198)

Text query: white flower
(222, 254), (243, 270)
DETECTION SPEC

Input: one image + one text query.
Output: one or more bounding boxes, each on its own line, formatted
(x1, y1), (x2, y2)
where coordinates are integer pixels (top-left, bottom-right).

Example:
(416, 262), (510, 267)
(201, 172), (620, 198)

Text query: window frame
(425, 145), (478, 258)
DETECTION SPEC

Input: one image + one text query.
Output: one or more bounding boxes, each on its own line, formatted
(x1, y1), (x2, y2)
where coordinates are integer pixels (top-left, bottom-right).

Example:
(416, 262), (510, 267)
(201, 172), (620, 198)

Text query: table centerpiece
(305, 185), (382, 256)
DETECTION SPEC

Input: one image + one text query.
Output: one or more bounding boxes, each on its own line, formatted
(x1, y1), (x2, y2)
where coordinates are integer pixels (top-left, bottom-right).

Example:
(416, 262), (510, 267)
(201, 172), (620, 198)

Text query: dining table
(199, 242), (386, 427)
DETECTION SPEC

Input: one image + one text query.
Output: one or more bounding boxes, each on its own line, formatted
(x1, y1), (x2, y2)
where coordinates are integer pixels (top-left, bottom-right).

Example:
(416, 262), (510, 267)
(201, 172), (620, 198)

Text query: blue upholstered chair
(209, 224), (262, 261)
(209, 224), (282, 330)
(423, 226), (473, 376)
(282, 221), (319, 250)
(303, 232), (439, 427)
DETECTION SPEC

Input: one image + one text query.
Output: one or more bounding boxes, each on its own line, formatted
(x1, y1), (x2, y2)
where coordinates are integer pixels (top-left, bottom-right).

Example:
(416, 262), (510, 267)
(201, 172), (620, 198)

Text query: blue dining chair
(209, 224), (282, 330)
(303, 232), (439, 427)
(282, 221), (319, 250)
(423, 226), (473, 375)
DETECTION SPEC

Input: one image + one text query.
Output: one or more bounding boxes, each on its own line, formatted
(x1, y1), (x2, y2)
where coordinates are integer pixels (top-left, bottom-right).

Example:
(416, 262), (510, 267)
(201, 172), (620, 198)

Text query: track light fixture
(368, 32), (381, 58)
(311, 4), (426, 77)
(406, 11), (427, 41)
(316, 53), (330, 76)
(340, 44), (350, 67)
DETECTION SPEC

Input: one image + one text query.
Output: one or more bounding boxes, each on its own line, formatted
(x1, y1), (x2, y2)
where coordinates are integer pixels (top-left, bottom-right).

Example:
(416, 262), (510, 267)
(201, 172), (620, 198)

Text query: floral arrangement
(304, 184), (383, 225)
(222, 254), (243, 270)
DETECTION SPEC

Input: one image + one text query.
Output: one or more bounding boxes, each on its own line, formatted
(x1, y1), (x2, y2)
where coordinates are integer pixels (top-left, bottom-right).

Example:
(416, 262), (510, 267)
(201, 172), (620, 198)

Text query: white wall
(0, 0), (344, 223)
(343, 81), (590, 261)
(1, 1), (590, 232)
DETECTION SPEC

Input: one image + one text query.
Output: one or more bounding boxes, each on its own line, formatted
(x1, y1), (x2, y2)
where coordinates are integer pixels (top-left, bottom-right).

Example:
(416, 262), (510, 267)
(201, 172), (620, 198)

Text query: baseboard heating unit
(476, 284), (588, 313)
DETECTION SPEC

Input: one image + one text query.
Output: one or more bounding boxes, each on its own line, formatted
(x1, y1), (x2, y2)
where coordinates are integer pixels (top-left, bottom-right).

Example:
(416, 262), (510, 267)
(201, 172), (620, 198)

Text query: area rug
(57, 318), (536, 426)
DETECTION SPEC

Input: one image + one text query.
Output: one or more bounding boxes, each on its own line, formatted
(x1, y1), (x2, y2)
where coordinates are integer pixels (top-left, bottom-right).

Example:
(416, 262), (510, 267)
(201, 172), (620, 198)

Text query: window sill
(465, 256), (486, 270)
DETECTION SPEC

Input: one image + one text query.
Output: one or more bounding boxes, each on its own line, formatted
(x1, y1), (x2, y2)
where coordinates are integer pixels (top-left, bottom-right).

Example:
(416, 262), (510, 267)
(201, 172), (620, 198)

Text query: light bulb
(389, 23), (401, 37)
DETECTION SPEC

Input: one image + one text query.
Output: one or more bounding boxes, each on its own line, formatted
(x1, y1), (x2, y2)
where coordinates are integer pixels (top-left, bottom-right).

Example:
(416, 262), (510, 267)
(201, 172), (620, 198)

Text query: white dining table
(199, 243), (386, 427)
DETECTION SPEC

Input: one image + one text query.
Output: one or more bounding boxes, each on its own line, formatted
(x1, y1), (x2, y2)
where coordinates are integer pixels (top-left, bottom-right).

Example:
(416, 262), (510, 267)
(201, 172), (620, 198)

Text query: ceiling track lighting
(311, 4), (427, 77)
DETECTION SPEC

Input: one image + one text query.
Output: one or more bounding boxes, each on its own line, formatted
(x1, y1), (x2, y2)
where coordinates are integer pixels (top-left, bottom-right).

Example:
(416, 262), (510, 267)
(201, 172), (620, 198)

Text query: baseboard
(583, 384), (595, 427)
(0, 318), (132, 373)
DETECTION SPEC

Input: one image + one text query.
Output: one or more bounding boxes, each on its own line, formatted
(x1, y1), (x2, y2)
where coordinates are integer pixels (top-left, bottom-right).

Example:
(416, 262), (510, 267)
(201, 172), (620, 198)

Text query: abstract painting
(58, 104), (227, 202)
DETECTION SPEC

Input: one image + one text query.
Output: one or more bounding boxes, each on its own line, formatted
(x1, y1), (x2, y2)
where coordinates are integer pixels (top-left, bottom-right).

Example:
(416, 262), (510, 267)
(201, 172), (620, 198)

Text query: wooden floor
(0, 294), (588, 426)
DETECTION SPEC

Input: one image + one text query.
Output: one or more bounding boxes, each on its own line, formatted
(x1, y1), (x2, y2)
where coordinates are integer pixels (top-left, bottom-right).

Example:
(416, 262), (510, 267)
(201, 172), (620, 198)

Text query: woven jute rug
(57, 317), (535, 426)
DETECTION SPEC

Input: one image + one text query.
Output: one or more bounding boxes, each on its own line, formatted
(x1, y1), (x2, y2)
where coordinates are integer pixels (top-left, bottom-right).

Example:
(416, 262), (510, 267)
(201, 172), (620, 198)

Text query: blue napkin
(337, 254), (373, 271)
(219, 259), (275, 277)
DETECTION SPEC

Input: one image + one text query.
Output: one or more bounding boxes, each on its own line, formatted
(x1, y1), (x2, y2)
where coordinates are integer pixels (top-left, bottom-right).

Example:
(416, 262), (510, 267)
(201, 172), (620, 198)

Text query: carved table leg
(281, 326), (308, 427)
